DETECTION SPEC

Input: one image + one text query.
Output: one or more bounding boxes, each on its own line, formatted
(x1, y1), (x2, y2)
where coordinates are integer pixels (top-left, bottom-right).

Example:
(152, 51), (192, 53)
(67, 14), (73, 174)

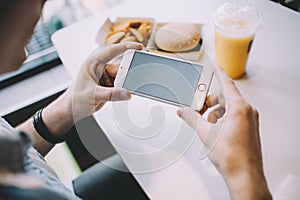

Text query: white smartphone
(115, 50), (213, 111)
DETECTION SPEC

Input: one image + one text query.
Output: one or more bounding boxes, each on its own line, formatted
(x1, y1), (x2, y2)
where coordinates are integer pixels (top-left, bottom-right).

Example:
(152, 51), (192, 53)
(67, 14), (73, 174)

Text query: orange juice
(212, 1), (261, 79)
(215, 31), (254, 79)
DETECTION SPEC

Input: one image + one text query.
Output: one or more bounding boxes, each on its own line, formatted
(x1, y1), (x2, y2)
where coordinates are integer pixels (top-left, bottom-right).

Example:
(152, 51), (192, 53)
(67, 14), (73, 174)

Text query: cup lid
(212, 1), (261, 37)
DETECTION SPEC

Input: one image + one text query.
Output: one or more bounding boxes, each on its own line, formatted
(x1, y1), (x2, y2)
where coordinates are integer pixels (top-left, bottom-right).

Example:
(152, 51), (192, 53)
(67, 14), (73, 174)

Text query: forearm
(224, 167), (272, 200)
(16, 88), (74, 156)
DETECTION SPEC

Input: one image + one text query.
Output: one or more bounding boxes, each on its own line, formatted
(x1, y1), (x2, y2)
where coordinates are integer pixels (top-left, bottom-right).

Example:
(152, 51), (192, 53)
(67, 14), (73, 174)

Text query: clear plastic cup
(212, 1), (261, 79)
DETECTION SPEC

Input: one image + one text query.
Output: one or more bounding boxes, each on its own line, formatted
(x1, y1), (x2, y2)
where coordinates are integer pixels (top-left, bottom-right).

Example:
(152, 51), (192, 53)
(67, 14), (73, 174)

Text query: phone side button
(198, 84), (206, 92)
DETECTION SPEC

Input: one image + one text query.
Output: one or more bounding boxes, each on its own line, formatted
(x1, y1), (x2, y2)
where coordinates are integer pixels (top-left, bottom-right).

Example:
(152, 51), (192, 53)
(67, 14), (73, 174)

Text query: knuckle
(227, 79), (235, 86)
(106, 47), (114, 57)
(224, 77), (235, 88)
(242, 103), (252, 113)
(106, 90), (113, 101)
(233, 99), (253, 116)
(208, 112), (217, 124)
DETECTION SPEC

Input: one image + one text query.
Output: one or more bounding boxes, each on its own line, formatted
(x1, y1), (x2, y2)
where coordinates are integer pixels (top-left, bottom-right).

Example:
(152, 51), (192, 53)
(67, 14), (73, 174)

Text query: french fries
(105, 20), (153, 46)
(105, 31), (125, 44)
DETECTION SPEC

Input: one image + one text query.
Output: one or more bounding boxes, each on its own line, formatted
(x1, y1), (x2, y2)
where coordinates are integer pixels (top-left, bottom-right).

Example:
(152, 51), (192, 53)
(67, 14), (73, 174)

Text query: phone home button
(198, 83), (206, 92)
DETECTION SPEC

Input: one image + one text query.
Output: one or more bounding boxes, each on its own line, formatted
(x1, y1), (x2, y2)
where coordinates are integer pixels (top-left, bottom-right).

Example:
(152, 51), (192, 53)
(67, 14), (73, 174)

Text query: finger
(199, 102), (208, 115)
(207, 106), (226, 124)
(100, 71), (113, 87)
(111, 77), (116, 85)
(95, 86), (132, 102)
(205, 94), (220, 108)
(106, 64), (120, 77)
(200, 93), (224, 115)
(93, 42), (143, 64)
(177, 107), (209, 141)
(214, 64), (243, 100)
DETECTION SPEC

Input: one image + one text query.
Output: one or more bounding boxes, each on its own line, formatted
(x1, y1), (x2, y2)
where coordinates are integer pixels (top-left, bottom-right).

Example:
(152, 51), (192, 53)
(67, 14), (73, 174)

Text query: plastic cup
(212, 1), (261, 79)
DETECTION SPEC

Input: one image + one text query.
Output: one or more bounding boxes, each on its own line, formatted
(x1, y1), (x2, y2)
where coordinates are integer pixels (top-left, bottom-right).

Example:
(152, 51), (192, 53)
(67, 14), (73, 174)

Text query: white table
(52, 0), (300, 199)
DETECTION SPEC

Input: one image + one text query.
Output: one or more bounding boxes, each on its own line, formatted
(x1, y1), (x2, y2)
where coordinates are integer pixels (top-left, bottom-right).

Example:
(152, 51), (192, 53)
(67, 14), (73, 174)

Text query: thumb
(177, 107), (209, 141)
(95, 87), (132, 102)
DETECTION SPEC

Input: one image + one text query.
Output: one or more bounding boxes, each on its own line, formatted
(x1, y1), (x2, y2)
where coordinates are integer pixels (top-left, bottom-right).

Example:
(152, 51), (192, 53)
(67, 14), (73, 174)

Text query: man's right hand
(177, 65), (272, 200)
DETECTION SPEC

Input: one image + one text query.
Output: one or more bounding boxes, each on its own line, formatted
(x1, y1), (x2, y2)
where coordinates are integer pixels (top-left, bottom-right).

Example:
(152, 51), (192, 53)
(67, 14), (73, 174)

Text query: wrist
(224, 167), (272, 200)
(42, 89), (74, 138)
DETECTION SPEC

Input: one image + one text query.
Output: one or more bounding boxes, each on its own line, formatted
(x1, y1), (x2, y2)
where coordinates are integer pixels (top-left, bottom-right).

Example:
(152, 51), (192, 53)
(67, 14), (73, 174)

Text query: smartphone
(115, 50), (213, 111)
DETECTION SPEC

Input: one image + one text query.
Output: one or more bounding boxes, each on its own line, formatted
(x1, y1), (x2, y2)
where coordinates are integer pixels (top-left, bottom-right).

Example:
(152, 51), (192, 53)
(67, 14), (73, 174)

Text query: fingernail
(177, 108), (183, 117)
(138, 44), (144, 49)
(119, 91), (131, 100)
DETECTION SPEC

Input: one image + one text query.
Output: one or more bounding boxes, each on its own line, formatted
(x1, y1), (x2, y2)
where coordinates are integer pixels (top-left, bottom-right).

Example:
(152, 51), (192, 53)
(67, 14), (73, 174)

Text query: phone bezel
(114, 50), (213, 111)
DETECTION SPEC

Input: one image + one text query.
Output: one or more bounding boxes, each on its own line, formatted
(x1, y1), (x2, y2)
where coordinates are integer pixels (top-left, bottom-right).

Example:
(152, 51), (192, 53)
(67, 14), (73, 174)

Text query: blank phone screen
(123, 51), (203, 106)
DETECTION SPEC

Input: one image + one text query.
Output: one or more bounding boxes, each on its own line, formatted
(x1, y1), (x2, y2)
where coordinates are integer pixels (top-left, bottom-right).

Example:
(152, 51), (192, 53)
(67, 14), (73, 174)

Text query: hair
(0, 0), (47, 25)
(0, 130), (32, 173)
(0, 1), (15, 26)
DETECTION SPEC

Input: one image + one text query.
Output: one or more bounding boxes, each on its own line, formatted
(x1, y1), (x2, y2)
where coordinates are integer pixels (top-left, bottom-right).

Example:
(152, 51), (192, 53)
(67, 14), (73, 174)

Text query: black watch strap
(32, 109), (65, 144)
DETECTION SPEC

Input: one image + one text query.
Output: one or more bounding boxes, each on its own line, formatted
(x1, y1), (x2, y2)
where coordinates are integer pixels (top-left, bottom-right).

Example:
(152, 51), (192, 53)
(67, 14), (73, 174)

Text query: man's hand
(17, 42), (143, 155)
(70, 42), (143, 122)
(177, 65), (272, 200)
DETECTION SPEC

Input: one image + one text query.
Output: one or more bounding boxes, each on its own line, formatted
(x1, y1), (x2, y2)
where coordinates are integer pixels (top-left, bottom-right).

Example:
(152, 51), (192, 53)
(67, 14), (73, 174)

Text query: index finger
(92, 42), (143, 64)
(214, 64), (243, 100)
